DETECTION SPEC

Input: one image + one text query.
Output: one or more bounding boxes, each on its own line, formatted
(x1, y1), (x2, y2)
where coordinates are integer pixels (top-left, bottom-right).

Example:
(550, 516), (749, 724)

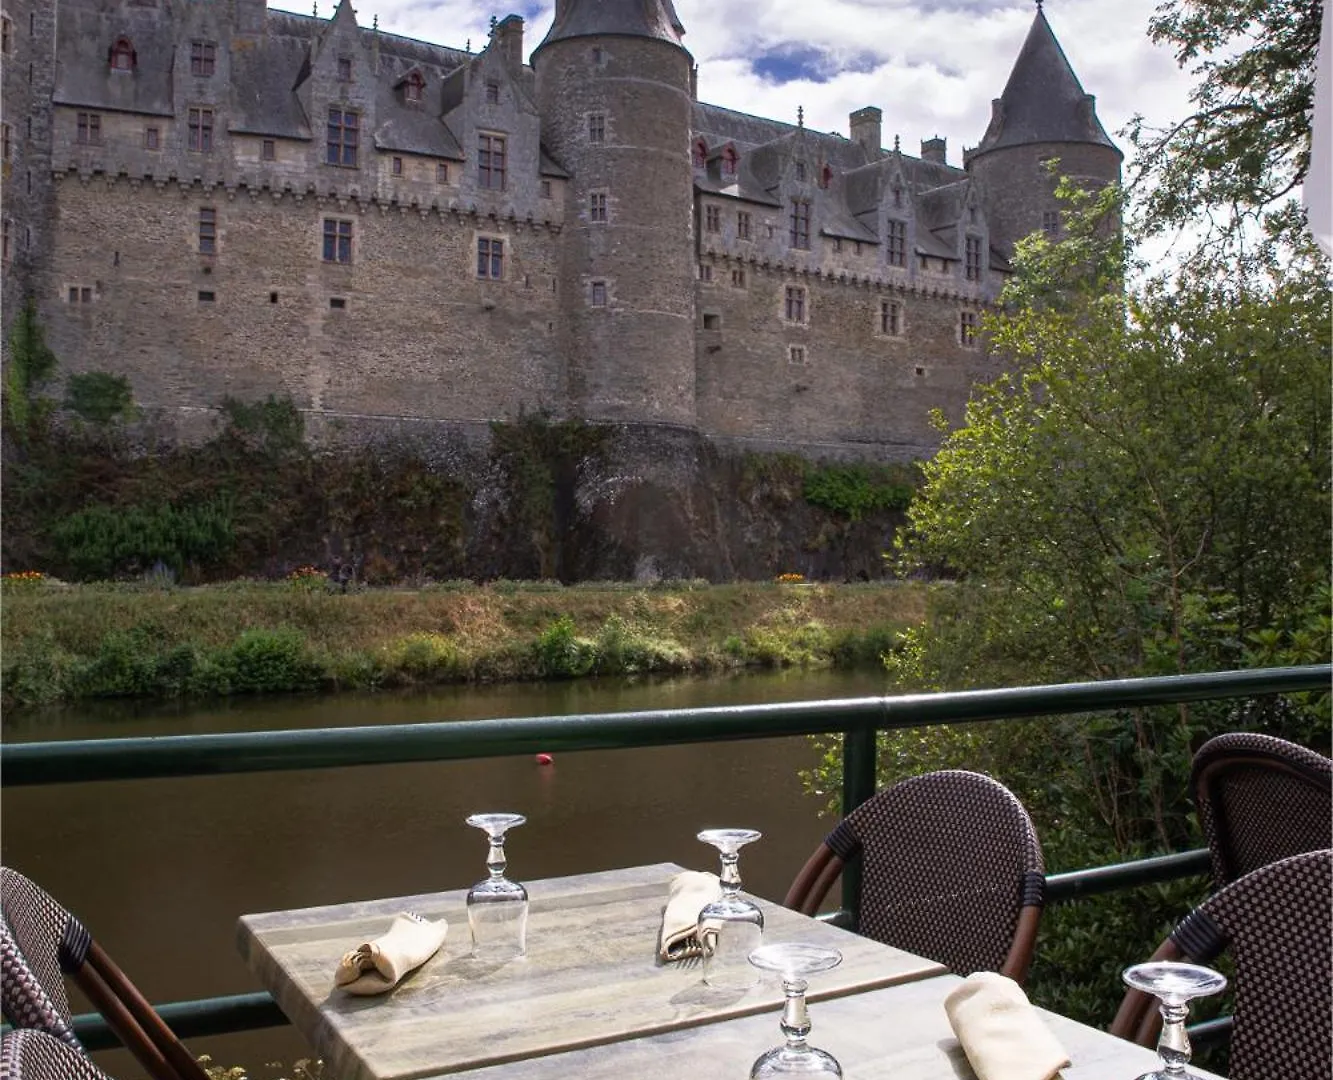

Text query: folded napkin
(658, 870), (723, 962)
(334, 914), (449, 995)
(944, 972), (1070, 1080)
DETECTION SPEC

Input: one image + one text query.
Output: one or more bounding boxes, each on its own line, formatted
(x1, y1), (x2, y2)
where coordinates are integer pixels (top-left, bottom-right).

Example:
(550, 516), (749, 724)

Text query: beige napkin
(334, 914), (449, 995)
(658, 870), (723, 962)
(944, 972), (1070, 1080)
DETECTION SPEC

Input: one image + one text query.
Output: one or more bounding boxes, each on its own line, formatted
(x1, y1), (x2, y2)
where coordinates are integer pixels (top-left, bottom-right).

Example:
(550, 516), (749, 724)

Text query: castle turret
(532, 0), (696, 427)
(964, 5), (1121, 255)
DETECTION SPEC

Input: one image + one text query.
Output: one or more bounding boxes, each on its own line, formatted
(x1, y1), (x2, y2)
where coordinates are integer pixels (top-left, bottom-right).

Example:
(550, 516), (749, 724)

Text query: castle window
(960, 310), (978, 347)
(833, 238), (842, 253)
(392, 156), (403, 176)
(198, 290), (216, 303)
(731, 267), (746, 288)
(587, 113), (605, 143)
(886, 219), (906, 267)
(198, 207), (217, 254)
(819, 164), (833, 189)
(965, 236), (983, 281)
(329, 297), (346, 310)
(67, 286), (93, 303)
(702, 312), (720, 330)
(736, 211), (752, 240)
(698, 263), (712, 282)
(1, 17), (11, 55)
(337, 57), (353, 82)
(784, 285), (806, 323)
(485, 80), (500, 104)
(262, 139), (275, 161)
(789, 199), (810, 250)
(692, 140), (707, 167)
(438, 163), (450, 184)
(1042, 210), (1060, 237)
(190, 40), (216, 77)
(110, 37), (135, 71)
(892, 185), (902, 208)
(540, 179), (551, 198)
(77, 113), (101, 145)
(722, 146), (738, 177)
(270, 292), (279, 303)
(589, 191), (608, 223)
(591, 46), (603, 65)
(880, 299), (901, 336)
(404, 71), (425, 103)
(187, 107), (214, 152)
(590, 280), (607, 307)
(788, 345), (806, 365)
(478, 133), (505, 190)
(477, 236), (503, 279)
(704, 206), (720, 233)
(1, 123), (10, 161)
(322, 217), (353, 264)
(1, 219), (9, 264)
(327, 108), (358, 167)
(144, 126), (160, 150)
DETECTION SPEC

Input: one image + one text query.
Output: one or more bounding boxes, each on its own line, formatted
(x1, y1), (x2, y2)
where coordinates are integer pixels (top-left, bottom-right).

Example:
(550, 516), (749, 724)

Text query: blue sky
(286, 0), (1195, 175)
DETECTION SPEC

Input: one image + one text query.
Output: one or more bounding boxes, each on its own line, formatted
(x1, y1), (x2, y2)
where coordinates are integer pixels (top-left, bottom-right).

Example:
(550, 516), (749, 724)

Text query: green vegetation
(801, 462), (915, 521)
(0, 580), (923, 708)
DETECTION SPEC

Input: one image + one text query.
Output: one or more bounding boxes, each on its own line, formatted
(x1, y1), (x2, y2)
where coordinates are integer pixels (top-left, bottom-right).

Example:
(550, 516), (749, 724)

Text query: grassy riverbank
(0, 579), (925, 708)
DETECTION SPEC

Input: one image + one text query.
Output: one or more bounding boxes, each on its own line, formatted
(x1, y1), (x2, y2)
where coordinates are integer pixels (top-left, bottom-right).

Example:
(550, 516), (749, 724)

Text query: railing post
(840, 723), (878, 925)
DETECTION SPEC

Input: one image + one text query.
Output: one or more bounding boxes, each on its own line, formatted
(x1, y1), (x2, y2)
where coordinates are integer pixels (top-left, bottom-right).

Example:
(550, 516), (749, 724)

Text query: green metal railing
(4, 663), (1327, 1052)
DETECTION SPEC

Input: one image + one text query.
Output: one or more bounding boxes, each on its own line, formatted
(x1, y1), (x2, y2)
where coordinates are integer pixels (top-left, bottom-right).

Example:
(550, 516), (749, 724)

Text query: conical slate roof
(975, 9), (1119, 156)
(534, 0), (686, 54)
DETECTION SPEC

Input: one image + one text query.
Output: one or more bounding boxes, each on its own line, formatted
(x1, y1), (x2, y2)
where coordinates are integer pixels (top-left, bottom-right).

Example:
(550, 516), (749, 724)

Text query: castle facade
(0, 0), (1120, 461)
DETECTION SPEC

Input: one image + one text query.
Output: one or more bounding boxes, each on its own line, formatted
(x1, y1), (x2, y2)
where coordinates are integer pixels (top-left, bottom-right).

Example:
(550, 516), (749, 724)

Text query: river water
(1, 669), (890, 1073)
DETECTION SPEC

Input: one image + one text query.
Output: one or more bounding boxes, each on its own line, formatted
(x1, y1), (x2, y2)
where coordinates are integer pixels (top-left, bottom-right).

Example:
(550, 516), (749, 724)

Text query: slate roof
(975, 9), (1119, 156)
(230, 31), (313, 138)
(535, 0), (686, 54)
(53, 4), (175, 116)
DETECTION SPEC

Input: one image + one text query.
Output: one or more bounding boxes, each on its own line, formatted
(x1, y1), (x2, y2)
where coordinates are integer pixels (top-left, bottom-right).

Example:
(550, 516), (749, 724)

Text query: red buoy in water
(535, 752), (554, 765)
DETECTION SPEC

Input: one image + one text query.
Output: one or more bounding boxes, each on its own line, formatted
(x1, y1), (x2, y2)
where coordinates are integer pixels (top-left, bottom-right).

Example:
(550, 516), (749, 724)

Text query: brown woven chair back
(1111, 849), (1332, 1080)
(783, 770), (1045, 983)
(1191, 732), (1332, 887)
(0, 867), (210, 1080)
(1, 1029), (118, 1080)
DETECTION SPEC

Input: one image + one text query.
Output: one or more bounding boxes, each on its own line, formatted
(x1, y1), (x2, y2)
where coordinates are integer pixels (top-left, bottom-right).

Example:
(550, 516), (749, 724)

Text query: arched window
(721, 145), (738, 177)
(819, 163), (833, 189)
(110, 37), (136, 71)
(692, 139), (707, 168)
(404, 70), (425, 103)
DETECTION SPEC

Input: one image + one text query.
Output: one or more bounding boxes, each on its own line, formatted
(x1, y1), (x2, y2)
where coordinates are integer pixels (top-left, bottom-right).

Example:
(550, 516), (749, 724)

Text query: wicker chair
(783, 770), (1046, 984)
(0, 1029), (119, 1080)
(1110, 849), (1332, 1080)
(1190, 732), (1332, 888)
(0, 867), (209, 1080)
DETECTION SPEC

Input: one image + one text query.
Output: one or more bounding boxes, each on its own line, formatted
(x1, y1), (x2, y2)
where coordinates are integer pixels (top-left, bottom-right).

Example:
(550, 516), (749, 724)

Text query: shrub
(49, 500), (235, 581)
(533, 615), (596, 678)
(226, 628), (319, 694)
(386, 632), (462, 680)
(803, 463), (915, 521)
(593, 615), (688, 675)
(64, 371), (135, 425)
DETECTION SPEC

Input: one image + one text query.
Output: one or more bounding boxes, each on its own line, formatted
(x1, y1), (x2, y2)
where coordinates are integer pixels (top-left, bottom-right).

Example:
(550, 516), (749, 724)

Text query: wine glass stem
(779, 976), (812, 1050)
(719, 851), (742, 897)
(1156, 1000), (1191, 1077)
(487, 836), (508, 880)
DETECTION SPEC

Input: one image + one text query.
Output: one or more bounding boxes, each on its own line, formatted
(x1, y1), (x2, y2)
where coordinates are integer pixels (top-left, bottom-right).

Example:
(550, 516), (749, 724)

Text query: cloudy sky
(282, 0), (1197, 173)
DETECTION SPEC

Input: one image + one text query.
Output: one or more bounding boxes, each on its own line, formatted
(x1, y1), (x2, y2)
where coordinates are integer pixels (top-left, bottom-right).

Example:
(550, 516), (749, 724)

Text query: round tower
(532, 0), (696, 428)
(964, 6), (1122, 256)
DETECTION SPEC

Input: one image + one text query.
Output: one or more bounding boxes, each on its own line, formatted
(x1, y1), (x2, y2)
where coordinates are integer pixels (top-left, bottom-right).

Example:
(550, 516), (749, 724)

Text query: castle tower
(532, 0), (696, 428)
(964, 5), (1121, 255)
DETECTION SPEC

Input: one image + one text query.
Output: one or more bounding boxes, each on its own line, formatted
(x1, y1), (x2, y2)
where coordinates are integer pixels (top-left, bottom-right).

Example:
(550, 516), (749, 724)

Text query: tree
(2, 301), (59, 441)
(1126, 0), (1323, 241)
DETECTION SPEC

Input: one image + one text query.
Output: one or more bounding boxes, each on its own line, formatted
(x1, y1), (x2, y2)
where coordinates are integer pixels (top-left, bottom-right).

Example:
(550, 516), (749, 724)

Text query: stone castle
(0, 0), (1120, 462)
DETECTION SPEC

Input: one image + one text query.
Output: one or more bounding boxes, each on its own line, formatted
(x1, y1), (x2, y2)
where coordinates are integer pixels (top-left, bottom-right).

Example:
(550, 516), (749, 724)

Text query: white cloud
(284, 0), (1196, 171)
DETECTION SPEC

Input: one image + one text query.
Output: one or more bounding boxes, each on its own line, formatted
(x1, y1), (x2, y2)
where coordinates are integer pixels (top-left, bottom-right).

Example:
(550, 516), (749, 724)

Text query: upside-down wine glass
(748, 943), (844, 1079)
(696, 828), (765, 989)
(1121, 960), (1227, 1080)
(465, 813), (529, 961)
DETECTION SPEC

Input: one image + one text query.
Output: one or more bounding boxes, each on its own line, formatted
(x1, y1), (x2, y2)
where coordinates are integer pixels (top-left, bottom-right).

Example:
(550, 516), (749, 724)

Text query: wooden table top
(455, 973), (1227, 1080)
(237, 862), (947, 1080)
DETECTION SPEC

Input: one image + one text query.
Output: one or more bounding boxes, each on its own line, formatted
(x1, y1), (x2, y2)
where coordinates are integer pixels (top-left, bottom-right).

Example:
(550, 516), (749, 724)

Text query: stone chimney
(493, 14), (524, 71)
(849, 106), (882, 158)
(921, 136), (947, 165)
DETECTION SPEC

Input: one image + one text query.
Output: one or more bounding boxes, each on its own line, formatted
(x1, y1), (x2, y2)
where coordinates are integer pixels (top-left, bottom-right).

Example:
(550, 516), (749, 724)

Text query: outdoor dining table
(237, 861), (1221, 1080)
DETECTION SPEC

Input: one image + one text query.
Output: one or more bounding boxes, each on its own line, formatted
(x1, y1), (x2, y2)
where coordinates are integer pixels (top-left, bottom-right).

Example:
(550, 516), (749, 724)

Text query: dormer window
(485, 80), (500, 104)
(721, 146), (738, 177)
(795, 161), (806, 183)
(191, 40), (216, 77)
(819, 164), (833, 189)
(892, 185), (903, 208)
(337, 57), (352, 82)
(692, 139), (707, 168)
(110, 37), (136, 71)
(404, 70), (425, 103)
